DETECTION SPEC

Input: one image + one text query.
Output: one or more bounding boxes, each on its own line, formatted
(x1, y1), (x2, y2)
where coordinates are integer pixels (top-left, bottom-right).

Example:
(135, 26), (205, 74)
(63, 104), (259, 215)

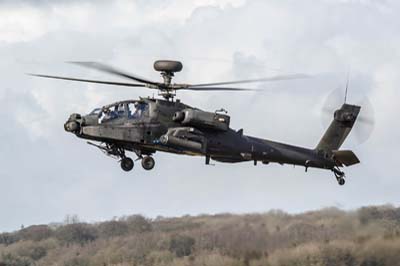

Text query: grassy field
(1, 205), (400, 266)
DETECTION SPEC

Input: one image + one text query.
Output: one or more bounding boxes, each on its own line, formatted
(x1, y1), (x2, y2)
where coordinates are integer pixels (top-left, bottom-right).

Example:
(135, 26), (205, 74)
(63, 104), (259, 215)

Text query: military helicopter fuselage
(64, 96), (359, 181)
(33, 60), (362, 185)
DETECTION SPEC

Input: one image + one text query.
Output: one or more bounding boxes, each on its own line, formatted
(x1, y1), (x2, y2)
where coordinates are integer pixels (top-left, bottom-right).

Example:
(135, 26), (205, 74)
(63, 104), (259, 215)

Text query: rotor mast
(157, 71), (176, 100)
(161, 71), (173, 86)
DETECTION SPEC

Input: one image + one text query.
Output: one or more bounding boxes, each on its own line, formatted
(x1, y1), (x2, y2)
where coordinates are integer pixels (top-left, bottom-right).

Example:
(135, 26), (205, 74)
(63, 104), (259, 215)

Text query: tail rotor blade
(321, 87), (344, 127)
(320, 88), (375, 145)
(353, 97), (375, 144)
(357, 116), (374, 125)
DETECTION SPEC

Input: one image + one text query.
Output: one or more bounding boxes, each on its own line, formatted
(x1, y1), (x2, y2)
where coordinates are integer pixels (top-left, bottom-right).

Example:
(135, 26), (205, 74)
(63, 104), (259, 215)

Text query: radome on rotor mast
(30, 60), (372, 186)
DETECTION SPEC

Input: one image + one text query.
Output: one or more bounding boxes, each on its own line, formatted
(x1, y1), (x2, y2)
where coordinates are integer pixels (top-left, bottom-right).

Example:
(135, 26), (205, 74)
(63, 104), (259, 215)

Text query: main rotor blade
(28, 74), (147, 88)
(183, 86), (255, 91)
(69, 61), (159, 85)
(189, 74), (309, 87)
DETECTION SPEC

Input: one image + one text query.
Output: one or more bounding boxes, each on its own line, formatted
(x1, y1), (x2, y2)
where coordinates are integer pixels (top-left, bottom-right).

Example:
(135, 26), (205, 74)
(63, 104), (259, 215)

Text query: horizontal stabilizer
(333, 150), (360, 167)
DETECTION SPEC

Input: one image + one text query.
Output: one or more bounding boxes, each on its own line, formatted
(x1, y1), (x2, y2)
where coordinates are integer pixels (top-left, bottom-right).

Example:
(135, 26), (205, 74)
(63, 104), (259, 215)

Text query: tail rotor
(321, 87), (375, 145)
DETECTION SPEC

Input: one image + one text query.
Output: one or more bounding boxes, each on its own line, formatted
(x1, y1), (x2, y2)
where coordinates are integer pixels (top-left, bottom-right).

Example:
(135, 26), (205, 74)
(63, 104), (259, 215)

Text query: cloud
(0, 0), (399, 231)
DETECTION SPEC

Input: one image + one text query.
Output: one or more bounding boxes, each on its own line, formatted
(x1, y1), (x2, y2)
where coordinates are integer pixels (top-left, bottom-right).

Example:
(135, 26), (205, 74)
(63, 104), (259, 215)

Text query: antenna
(344, 70), (350, 104)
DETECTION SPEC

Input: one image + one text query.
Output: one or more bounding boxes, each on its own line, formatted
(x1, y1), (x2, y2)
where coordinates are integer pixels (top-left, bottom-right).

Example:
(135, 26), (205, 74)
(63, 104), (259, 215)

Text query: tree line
(0, 206), (400, 266)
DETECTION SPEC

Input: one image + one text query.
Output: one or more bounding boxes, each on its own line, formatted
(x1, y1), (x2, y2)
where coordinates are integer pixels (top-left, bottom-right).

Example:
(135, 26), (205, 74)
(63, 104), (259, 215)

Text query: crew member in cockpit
(133, 103), (144, 118)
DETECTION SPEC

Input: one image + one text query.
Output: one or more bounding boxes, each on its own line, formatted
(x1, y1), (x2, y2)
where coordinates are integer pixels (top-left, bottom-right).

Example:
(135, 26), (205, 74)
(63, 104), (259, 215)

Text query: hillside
(1, 205), (400, 266)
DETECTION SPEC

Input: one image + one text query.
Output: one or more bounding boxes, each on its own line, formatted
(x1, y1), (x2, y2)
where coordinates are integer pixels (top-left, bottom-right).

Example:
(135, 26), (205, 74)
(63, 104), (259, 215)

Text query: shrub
(63, 257), (89, 266)
(56, 223), (97, 245)
(0, 253), (32, 266)
(19, 225), (53, 242)
(169, 235), (195, 257)
(98, 220), (129, 238)
(0, 233), (19, 246)
(125, 215), (152, 233)
(29, 246), (47, 261)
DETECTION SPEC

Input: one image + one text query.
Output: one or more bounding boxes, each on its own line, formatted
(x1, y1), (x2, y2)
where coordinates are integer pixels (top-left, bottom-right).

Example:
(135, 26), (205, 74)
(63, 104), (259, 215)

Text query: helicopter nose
(64, 113), (81, 133)
(64, 121), (80, 132)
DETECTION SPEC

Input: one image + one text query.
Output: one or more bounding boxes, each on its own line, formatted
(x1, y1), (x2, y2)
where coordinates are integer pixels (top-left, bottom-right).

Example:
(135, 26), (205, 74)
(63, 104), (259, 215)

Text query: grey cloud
(0, 0), (103, 5)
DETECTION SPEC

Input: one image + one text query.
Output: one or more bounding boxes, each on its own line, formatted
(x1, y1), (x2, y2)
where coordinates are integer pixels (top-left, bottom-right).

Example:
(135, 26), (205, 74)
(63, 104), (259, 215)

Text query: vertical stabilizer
(316, 104), (360, 151)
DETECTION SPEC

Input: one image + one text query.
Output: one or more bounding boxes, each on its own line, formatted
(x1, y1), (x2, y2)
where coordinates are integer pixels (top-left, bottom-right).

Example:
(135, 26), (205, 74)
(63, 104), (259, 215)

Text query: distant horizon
(5, 203), (399, 233)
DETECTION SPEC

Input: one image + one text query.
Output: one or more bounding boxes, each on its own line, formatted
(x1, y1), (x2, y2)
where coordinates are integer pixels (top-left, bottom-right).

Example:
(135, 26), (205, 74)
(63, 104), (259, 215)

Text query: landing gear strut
(87, 142), (156, 172)
(333, 167), (346, 186)
(87, 142), (135, 172)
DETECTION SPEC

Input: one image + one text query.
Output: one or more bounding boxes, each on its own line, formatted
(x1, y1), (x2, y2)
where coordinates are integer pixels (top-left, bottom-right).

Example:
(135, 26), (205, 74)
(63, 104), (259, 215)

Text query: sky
(0, 0), (399, 232)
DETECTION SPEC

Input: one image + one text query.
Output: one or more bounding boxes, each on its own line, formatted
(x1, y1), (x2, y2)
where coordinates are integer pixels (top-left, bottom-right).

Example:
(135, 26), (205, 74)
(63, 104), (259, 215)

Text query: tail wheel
(338, 178), (345, 186)
(141, 156), (155, 170)
(120, 157), (134, 172)
(333, 167), (346, 186)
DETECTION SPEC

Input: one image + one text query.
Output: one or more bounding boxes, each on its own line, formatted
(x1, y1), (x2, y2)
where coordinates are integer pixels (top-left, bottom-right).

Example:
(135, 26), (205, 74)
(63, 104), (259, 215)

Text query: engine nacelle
(175, 109), (230, 131)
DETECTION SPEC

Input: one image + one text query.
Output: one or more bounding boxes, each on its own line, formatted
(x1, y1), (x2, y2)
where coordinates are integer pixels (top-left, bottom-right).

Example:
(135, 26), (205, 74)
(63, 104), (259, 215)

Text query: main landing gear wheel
(141, 156), (155, 170)
(120, 157), (134, 172)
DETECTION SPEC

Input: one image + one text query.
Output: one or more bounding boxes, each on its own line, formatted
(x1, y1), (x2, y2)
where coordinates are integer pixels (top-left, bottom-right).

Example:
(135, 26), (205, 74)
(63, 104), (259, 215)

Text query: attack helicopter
(31, 60), (365, 185)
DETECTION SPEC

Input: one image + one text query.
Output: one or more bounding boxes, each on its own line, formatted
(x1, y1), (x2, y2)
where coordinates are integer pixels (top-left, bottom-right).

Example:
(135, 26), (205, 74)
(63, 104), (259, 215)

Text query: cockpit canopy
(89, 101), (149, 123)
